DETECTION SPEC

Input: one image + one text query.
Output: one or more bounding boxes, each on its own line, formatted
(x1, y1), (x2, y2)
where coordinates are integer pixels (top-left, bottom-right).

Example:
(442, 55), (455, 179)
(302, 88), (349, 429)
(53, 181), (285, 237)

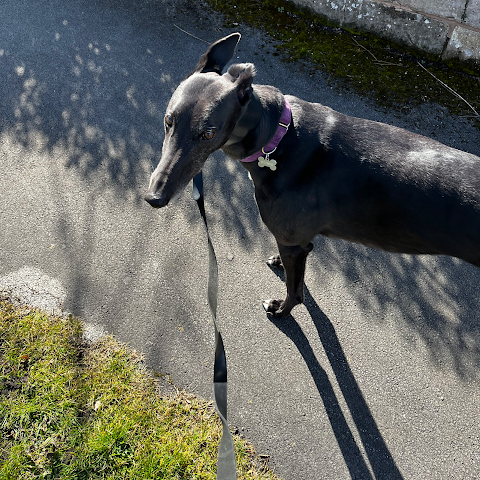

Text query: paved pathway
(1, 1), (479, 478)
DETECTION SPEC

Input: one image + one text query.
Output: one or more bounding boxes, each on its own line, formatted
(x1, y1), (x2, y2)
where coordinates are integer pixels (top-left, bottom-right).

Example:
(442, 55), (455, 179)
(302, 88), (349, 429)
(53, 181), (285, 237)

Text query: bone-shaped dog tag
(258, 155), (277, 171)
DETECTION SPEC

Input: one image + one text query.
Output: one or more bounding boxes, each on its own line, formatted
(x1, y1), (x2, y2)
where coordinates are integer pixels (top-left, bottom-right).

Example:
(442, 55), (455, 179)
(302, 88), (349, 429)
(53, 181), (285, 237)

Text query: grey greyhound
(145, 33), (480, 318)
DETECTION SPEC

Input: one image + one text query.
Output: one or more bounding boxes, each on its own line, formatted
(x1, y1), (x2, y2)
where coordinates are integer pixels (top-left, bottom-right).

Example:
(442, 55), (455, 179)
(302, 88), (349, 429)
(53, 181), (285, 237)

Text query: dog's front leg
(264, 241), (313, 318)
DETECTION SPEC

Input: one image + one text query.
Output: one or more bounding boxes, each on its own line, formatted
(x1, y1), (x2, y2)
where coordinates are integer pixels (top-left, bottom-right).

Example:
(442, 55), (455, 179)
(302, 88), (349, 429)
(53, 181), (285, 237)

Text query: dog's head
(145, 33), (255, 208)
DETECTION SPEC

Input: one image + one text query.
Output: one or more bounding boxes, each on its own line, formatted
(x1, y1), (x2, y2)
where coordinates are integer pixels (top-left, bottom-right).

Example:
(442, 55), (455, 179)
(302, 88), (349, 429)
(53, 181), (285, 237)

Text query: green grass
(0, 298), (278, 479)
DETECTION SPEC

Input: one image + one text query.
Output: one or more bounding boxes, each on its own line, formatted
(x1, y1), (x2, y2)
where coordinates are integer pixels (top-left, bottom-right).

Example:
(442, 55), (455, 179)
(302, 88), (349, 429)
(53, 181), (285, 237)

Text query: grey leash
(192, 171), (237, 480)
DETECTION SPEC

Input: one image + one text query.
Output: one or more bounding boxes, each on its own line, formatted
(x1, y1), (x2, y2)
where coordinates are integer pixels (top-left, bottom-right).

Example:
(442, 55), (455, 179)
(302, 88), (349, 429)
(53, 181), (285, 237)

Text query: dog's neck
(222, 85), (285, 160)
(223, 90), (263, 147)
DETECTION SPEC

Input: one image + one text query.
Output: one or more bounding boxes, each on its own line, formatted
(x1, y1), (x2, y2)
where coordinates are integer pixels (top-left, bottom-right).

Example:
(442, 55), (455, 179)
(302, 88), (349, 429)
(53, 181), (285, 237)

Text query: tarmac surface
(1, 1), (479, 479)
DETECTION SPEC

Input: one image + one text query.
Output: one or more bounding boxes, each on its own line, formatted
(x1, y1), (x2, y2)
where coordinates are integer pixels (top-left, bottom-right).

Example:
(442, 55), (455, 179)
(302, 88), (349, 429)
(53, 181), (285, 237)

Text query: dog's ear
(194, 33), (241, 75)
(229, 63), (256, 106)
(227, 63), (256, 106)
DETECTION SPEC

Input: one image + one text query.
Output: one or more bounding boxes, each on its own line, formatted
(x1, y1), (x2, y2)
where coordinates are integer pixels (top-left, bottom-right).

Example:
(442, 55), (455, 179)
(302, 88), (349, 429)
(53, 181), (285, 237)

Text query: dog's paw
(267, 255), (283, 269)
(263, 299), (290, 318)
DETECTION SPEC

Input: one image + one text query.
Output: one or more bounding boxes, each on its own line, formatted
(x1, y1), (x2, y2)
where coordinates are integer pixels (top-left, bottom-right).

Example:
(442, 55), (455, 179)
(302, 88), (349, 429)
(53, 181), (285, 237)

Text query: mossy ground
(206, 0), (480, 126)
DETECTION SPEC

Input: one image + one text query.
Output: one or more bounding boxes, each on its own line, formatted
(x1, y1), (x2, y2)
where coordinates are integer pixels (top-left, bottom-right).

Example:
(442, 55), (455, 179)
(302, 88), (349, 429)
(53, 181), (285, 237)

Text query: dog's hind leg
(264, 242), (313, 318)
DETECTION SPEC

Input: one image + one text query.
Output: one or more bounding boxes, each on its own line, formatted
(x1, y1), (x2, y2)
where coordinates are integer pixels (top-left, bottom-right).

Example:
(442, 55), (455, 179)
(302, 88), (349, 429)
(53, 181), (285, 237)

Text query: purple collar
(240, 99), (291, 163)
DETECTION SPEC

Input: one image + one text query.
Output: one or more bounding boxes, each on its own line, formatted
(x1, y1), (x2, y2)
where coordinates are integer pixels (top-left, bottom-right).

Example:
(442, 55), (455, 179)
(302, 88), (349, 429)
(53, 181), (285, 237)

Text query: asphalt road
(1, 1), (479, 479)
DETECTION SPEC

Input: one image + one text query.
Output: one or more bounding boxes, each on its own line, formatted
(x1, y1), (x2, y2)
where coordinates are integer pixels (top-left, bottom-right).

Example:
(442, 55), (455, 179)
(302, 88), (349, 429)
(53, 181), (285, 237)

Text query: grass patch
(0, 298), (278, 479)
(204, 0), (480, 125)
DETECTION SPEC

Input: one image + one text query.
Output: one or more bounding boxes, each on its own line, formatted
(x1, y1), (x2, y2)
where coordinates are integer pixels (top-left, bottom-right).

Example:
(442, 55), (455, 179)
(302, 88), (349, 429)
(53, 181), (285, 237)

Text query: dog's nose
(144, 192), (168, 208)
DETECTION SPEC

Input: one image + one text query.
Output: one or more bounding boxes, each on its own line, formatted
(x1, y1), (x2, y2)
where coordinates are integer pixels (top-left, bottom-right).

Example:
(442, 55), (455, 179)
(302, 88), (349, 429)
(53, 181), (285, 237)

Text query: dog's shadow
(269, 266), (403, 479)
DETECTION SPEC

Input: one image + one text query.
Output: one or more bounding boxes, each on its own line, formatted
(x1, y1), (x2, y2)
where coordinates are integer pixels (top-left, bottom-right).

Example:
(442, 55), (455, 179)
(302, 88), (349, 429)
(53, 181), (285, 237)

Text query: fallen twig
(174, 24), (209, 44)
(373, 60), (404, 67)
(352, 37), (378, 61)
(352, 37), (403, 67)
(127, 57), (161, 82)
(417, 61), (479, 117)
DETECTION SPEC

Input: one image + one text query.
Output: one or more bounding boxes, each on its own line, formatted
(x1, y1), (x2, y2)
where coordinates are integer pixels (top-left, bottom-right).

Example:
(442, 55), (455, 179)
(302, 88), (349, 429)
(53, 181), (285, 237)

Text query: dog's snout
(144, 192), (169, 209)
(145, 169), (170, 208)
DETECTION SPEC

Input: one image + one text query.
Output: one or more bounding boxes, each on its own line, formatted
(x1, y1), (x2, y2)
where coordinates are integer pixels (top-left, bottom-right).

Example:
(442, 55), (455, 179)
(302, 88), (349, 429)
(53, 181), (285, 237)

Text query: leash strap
(193, 171), (237, 480)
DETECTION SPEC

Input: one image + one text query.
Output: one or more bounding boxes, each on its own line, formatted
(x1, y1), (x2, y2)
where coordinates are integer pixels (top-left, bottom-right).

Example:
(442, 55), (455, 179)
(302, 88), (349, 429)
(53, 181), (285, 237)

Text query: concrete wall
(398, 1), (467, 22)
(289, 0), (480, 70)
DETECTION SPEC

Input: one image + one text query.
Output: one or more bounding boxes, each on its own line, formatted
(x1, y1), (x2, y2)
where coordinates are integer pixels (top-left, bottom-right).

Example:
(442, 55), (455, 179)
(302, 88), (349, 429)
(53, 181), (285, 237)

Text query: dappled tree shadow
(1, 0), (479, 387)
(307, 236), (480, 381)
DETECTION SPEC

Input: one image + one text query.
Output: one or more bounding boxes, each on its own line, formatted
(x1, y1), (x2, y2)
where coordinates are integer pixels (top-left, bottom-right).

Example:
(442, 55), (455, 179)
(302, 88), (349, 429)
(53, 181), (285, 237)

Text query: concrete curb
(290, 0), (480, 70)
(0, 266), (108, 343)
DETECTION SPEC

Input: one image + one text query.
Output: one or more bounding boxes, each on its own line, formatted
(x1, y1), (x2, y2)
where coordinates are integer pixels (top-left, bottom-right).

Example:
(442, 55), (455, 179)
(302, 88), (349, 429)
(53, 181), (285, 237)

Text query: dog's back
(255, 96), (480, 266)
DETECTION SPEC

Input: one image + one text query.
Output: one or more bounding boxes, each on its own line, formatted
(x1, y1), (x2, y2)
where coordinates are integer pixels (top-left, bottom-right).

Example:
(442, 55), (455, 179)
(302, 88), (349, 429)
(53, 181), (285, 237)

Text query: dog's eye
(165, 115), (173, 128)
(202, 129), (215, 140)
